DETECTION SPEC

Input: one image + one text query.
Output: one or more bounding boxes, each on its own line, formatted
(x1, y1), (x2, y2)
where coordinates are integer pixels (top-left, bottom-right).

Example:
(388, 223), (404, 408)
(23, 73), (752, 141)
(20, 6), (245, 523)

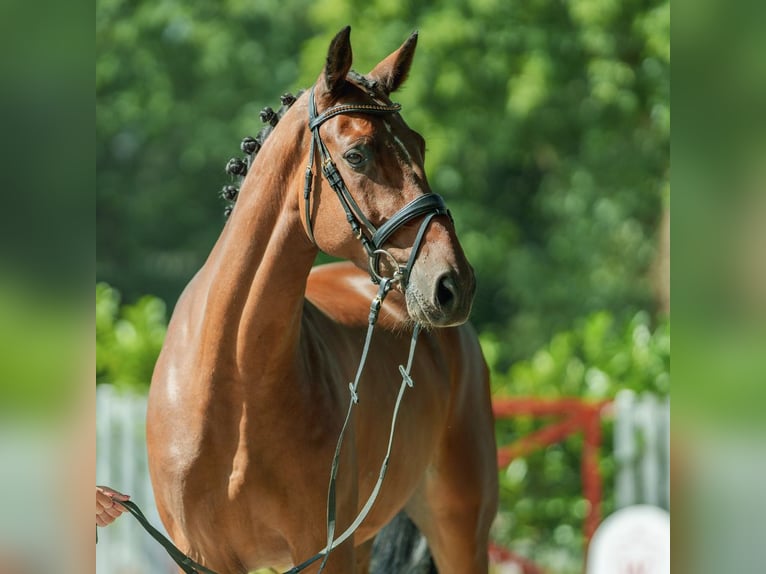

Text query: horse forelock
(345, 70), (382, 98)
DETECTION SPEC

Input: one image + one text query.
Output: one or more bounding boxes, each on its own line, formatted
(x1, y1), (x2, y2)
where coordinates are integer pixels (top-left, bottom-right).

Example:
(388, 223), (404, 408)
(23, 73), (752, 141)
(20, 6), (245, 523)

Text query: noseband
(303, 87), (450, 286)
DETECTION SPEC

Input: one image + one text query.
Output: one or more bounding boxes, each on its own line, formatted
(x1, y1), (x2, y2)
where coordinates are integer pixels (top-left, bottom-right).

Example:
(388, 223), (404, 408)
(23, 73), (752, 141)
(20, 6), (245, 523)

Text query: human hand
(96, 485), (130, 527)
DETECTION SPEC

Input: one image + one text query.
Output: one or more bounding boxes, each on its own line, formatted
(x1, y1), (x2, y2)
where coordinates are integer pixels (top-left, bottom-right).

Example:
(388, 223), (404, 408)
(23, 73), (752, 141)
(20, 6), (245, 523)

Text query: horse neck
(198, 108), (316, 375)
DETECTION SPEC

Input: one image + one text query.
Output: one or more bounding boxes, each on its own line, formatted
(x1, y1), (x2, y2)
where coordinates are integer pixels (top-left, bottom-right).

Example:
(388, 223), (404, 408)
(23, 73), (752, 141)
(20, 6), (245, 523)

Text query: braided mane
(220, 71), (386, 218)
(220, 90), (305, 218)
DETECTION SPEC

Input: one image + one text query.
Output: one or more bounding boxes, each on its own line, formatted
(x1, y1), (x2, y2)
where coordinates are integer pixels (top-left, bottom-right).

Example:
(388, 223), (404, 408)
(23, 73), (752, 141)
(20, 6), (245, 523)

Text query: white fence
(613, 390), (671, 511)
(96, 385), (175, 574)
(584, 391), (671, 574)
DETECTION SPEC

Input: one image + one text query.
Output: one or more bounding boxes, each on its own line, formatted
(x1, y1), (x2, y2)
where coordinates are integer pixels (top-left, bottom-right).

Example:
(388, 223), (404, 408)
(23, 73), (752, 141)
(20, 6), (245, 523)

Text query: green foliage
(97, 0), (669, 366)
(304, 0), (669, 365)
(0, 281), (79, 419)
(97, 0), (316, 305)
(489, 311), (669, 571)
(96, 283), (167, 390)
(97, 2), (669, 570)
(490, 310), (670, 398)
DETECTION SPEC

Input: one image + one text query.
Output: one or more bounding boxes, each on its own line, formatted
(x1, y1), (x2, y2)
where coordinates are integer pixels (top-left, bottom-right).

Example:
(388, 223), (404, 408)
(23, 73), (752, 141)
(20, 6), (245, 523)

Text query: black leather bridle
(303, 87), (450, 287)
(301, 87), (453, 573)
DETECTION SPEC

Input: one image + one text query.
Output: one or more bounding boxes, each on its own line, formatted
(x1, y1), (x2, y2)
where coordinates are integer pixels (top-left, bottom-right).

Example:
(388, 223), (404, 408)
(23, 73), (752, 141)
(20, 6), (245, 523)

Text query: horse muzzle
(405, 264), (476, 327)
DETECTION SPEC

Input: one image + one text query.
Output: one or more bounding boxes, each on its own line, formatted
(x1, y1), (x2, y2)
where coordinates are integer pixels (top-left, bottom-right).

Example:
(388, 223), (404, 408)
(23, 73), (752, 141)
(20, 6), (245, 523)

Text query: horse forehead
(332, 115), (374, 136)
(332, 114), (413, 145)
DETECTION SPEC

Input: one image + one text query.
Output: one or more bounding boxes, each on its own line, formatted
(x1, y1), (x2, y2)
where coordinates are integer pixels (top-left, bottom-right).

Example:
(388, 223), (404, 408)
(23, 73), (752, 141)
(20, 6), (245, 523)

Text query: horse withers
(146, 26), (498, 574)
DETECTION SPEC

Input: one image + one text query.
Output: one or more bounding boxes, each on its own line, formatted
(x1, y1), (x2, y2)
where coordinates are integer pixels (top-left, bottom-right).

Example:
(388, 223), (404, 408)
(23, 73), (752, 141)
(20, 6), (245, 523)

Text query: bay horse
(146, 27), (498, 574)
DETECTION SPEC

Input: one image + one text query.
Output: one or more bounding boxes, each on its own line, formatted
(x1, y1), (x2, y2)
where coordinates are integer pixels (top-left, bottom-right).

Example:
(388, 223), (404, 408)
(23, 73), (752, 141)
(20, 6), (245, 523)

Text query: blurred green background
(97, 0), (669, 571)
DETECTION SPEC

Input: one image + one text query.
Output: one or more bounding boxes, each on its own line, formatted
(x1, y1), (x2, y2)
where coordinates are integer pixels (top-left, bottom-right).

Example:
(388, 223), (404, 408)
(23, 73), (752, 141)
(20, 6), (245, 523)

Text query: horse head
(302, 27), (476, 327)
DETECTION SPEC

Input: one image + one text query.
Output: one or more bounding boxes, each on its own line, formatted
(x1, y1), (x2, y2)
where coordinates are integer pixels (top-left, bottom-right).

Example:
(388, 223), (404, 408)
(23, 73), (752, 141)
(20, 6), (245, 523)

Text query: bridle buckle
(369, 248), (405, 286)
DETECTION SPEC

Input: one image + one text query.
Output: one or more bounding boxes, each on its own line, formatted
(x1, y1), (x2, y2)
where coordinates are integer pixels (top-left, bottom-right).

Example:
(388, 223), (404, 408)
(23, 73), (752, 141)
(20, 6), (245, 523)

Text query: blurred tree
(96, 282), (167, 390)
(98, 0), (668, 363)
(97, 2), (669, 570)
(491, 310), (670, 571)
(97, 0), (315, 305)
(302, 0), (669, 364)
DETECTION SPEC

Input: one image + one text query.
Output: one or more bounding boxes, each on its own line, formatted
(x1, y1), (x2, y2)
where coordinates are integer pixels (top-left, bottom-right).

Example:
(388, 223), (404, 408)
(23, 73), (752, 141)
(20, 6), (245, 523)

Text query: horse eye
(343, 149), (366, 167)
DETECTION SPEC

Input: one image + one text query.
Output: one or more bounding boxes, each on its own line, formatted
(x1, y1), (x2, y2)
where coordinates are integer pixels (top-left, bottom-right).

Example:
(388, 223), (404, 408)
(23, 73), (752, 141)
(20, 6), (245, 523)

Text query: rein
(117, 500), (218, 574)
(298, 86), (448, 573)
(288, 280), (422, 574)
(115, 296), (422, 574)
(116, 86), (451, 574)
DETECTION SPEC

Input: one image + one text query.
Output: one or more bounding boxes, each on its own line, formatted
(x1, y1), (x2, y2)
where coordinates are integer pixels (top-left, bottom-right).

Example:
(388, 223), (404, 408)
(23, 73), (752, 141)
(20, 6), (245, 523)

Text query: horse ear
(368, 31), (418, 95)
(320, 26), (353, 99)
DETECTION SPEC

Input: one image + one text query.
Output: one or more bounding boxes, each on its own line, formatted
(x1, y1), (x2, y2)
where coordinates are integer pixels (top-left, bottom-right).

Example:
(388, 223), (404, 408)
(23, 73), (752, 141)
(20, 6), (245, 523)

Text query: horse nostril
(435, 274), (458, 312)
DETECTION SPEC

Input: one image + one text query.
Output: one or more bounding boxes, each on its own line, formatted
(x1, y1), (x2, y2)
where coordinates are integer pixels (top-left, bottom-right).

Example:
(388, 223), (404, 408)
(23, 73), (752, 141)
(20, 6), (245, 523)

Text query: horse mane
(220, 89), (305, 218)
(219, 71), (386, 218)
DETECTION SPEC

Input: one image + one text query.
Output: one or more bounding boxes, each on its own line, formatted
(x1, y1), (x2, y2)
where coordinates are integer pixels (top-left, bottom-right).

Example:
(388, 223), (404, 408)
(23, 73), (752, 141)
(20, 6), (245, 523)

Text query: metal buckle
(368, 249), (404, 285)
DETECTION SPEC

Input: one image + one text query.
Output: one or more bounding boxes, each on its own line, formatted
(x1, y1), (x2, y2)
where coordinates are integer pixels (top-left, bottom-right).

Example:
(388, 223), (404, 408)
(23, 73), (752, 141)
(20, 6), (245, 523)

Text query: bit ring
(368, 249), (404, 285)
